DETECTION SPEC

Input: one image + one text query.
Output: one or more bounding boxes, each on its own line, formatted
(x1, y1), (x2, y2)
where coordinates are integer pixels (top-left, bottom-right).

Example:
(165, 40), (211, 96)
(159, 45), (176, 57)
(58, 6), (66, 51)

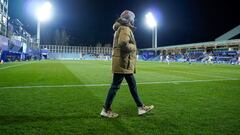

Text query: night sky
(9, 0), (240, 48)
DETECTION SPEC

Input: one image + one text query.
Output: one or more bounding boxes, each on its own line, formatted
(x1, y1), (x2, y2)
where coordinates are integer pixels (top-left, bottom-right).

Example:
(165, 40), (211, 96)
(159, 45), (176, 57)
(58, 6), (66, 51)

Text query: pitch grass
(0, 61), (240, 135)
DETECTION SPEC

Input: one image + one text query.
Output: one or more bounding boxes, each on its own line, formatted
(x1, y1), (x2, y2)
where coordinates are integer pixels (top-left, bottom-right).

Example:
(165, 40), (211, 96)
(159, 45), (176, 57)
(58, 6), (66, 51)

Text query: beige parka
(112, 20), (137, 74)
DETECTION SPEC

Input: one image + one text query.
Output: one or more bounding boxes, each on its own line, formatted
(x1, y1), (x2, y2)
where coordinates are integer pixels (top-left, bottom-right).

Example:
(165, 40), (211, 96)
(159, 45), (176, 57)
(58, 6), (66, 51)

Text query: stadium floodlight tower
(36, 1), (53, 48)
(145, 12), (158, 49)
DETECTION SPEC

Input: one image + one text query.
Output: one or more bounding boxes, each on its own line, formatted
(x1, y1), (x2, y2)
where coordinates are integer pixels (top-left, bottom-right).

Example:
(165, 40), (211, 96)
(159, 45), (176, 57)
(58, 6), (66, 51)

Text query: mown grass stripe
(0, 78), (238, 90)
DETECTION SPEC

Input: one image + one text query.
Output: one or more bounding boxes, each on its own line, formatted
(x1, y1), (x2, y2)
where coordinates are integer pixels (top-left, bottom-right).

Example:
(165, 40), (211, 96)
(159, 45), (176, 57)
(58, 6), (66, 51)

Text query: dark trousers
(104, 73), (143, 110)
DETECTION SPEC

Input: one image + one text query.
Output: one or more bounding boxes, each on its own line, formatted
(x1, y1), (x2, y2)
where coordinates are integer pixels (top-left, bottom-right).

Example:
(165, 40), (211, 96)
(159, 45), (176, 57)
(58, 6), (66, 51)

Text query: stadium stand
(140, 39), (240, 64)
(38, 39), (240, 64)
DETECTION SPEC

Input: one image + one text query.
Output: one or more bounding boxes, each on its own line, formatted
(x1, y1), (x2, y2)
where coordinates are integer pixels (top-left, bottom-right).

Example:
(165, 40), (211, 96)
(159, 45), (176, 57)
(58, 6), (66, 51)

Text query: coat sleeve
(118, 27), (136, 53)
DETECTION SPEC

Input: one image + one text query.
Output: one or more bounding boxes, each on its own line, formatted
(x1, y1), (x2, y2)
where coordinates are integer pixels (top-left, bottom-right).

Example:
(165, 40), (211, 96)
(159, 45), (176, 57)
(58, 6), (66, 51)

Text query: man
(100, 10), (154, 118)
(159, 55), (163, 62)
(166, 55), (170, 65)
(187, 55), (191, 64)
(208, 54), (213, 64)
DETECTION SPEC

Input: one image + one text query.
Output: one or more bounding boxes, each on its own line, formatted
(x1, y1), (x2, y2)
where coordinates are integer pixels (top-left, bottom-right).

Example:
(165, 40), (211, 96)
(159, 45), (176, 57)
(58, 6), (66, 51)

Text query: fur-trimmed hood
(113, 18), (136, 31)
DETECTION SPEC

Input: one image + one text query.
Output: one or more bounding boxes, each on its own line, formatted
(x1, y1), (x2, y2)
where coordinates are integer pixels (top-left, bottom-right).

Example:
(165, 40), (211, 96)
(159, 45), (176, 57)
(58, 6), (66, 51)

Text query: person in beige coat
(100, 10), (154, 118)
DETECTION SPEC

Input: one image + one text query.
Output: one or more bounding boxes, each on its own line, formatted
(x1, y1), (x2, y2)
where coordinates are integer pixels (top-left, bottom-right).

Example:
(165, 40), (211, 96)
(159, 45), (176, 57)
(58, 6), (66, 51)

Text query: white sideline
(0, 62), (32, 70)
(0, 78), (239, 90)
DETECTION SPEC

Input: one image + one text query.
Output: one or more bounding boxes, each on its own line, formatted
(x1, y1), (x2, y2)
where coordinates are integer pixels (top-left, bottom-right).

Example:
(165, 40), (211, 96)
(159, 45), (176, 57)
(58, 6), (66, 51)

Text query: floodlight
(145, 12), (157, 28)
(36, 1), (52, 22)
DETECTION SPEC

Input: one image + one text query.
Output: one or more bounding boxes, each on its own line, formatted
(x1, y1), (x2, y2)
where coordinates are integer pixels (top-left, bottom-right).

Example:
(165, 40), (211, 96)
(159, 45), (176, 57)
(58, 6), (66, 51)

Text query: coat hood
(113, 18), (136, 31)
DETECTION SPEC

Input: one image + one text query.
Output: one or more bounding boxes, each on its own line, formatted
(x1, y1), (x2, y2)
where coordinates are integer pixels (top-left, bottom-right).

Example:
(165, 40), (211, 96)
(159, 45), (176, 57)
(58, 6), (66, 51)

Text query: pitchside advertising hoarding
(0, 35), (8, 51)
(213, 51), (238, 56)
(142, 51), (156, 60)
(41, 48), (49, 55)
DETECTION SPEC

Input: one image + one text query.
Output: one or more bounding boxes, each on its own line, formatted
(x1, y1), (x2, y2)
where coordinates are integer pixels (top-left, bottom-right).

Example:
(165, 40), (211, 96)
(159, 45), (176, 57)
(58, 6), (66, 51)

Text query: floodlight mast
(36, 1), (52, 48)
(145, 12), (158, 49)
(37, 21), (41, 48)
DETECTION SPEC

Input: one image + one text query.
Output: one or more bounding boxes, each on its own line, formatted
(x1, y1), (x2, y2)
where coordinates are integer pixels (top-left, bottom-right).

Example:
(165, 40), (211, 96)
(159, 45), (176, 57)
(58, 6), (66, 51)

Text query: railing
(40, 45), (112, 55)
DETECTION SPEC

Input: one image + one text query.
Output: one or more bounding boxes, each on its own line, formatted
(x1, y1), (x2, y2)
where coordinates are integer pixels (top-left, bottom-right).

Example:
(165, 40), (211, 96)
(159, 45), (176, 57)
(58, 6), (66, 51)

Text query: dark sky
(9, 0), (240, 48)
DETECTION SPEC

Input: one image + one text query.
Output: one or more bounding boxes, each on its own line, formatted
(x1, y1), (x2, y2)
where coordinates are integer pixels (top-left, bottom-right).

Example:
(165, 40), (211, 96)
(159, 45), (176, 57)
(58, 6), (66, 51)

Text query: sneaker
(138, 105), (154, 115)
(100, 108), (119, 118)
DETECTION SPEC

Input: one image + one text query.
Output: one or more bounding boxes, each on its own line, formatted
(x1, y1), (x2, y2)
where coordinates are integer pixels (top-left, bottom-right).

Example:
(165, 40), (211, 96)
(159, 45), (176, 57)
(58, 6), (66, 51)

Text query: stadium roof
(215, 25), (240, 41)
(140, 39), (240, 51)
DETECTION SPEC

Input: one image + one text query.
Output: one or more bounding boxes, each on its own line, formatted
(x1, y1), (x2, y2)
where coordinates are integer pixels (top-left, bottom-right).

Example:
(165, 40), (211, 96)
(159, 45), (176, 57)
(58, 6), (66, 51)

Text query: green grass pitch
(0, 60), (240, 135)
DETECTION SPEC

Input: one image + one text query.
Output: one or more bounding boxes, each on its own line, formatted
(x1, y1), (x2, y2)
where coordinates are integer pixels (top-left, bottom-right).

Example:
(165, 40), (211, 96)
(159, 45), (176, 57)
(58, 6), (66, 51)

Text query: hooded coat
(112, 18), (137, 74)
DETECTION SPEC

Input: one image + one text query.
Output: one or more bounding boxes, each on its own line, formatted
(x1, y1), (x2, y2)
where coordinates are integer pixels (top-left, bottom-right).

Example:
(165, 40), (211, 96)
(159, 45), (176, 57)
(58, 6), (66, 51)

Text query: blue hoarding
(0, 35), (8, 51)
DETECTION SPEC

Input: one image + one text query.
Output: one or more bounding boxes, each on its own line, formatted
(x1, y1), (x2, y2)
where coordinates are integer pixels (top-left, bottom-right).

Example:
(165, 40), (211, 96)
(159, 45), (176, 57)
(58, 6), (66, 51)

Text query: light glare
(37, 1), (52, 22)
(145, 12), (157, 28)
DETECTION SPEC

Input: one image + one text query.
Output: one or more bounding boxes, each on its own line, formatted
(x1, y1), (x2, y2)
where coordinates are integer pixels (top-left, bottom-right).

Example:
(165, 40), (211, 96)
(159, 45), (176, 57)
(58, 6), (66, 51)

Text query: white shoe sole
(100, 112), (119, 118)
(138, 105), (154, 116)
(100, 114), (119, 118)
